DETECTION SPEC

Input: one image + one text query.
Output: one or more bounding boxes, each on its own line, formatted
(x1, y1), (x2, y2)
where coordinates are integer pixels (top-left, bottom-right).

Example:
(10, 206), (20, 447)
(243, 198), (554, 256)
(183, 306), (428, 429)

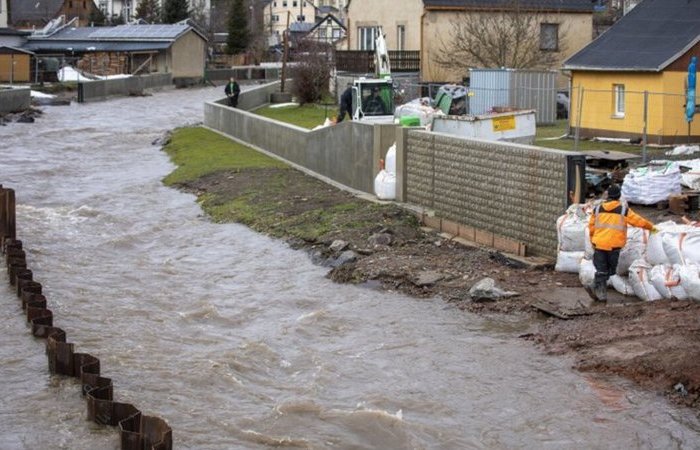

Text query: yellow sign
(492, 115), (516, 132)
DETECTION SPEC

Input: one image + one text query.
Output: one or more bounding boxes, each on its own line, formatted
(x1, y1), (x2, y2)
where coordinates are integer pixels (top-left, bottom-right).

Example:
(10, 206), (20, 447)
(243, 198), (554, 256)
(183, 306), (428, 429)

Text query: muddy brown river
(1, 87), (699, 449)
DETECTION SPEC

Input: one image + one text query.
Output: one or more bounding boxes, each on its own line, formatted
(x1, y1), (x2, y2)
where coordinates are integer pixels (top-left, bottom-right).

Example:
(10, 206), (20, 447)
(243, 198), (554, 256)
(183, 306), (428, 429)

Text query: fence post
(574, 86), (584, 152)
(0, 188), (16, 242)
(0, 186), (5, 240)
(642, 90), (649, 163)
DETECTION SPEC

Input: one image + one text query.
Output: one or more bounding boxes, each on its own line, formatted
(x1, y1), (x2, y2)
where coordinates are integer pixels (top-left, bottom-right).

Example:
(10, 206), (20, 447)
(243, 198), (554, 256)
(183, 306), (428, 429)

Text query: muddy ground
(177, 167), (700, 415)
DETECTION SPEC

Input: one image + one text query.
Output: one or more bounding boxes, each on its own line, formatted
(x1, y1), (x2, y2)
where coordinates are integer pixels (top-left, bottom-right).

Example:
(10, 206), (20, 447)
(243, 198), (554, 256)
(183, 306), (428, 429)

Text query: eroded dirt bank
(176, 167), (700, 414)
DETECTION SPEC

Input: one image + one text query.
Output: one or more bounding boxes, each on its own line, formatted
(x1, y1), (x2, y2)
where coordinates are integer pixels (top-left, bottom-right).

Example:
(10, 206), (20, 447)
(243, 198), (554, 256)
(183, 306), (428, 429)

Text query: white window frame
(397, 25), (405, 51)
(357, 26), (377, 50)
(613, 84), (625, 117)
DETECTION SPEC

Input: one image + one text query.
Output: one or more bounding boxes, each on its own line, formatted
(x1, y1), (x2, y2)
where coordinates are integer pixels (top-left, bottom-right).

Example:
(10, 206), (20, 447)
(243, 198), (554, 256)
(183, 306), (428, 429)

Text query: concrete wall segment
(0, 87), (30, 113)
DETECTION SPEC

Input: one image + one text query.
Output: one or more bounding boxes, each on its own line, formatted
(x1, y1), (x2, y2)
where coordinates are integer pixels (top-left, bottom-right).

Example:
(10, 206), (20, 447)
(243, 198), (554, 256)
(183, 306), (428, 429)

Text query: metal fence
(569, 85), (700, 159)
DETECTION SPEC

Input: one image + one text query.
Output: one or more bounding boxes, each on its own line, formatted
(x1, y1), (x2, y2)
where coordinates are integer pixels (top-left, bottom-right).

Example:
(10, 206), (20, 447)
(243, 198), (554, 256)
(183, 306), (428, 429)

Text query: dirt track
(177, 167), (700, 415)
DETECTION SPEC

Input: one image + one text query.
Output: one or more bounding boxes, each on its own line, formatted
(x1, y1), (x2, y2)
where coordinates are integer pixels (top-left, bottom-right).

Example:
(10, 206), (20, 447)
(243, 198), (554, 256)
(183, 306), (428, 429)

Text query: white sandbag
(385, 143), (397, 175)
(628, 259), (664, 301)
(649, 264), (688, 300)
(646, 221), (678, 266)
(616, 227), (649, 276)
(578, 257), (596, 286)
(678, 264), (700, 302)
(667, 145), (700, 156)
(374, 170), (396, 200)
(621, 161), (682, 205)
(660, 225), (700, 266)
(556, 204), (590, 252)
(557, 250), (584, 273)
(609, 275), (635, 296)
(678, 159), (700, 189)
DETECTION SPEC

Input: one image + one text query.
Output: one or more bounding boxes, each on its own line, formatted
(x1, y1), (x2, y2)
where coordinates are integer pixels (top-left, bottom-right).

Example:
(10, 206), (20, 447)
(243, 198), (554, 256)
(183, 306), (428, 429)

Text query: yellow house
(421, 0), (594, 84)
(0, 46), (33, 83)
(564, 0), (700, 144)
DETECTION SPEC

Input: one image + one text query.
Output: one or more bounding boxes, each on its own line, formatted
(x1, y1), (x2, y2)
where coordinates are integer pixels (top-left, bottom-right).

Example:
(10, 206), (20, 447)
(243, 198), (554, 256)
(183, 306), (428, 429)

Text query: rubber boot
(594, 280), (608, 302)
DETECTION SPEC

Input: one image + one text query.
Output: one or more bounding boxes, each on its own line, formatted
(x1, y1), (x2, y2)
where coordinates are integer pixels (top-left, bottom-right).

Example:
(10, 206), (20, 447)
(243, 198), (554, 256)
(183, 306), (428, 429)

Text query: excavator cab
(352, 79), (395, 122)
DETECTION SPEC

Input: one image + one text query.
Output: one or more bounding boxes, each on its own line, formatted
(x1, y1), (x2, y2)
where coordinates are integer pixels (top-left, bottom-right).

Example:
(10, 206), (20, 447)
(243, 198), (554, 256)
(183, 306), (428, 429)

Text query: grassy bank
(162, 126), (415, 243)
(254, 103), (338, 129)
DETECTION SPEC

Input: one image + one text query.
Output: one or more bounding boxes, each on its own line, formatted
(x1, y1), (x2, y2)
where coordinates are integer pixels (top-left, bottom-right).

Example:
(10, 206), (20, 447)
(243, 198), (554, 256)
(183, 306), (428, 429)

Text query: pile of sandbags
(557, 209), (700, 302)
(555, 204), (591, 273)
(621, 161), (682, 205)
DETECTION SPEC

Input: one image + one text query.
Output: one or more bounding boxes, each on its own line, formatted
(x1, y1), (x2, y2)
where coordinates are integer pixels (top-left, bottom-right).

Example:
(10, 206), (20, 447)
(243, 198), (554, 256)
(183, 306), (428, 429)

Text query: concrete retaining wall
(77, 73), (173, 103)
(206, 66), (281, 82)
(402, 130), (585, 257)
(205, 82), (392, 194)
(0, 88), (30, 113)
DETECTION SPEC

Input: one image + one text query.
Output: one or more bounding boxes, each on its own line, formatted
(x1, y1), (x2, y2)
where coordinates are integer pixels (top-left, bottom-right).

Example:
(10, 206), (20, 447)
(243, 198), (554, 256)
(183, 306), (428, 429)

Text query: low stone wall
(401, 130), (586, 257)
(205, 82), (393, 194)
(0, 88), (30, 113)
(77, 73), (173, 103)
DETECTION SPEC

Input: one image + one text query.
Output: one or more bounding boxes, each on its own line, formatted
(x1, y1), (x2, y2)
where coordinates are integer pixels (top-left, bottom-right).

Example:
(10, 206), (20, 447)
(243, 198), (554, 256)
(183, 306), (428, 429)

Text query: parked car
(557, 91), (569, 119)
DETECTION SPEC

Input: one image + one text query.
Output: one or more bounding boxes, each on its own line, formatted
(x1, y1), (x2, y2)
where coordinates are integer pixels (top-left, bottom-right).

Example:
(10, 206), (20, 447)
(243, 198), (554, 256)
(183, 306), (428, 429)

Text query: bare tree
(434, 1), (567, 71)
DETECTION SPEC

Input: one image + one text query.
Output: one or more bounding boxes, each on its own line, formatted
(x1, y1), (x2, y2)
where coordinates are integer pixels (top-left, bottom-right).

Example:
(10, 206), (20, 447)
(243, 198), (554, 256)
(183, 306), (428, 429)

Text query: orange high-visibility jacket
(588, 200), (654, 251)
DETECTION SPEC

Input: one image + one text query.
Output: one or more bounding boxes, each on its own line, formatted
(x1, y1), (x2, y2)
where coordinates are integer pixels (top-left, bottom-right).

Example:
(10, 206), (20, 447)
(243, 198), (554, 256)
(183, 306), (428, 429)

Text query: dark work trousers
(228, 95), (239, 108)
(593, 248), (621, 287)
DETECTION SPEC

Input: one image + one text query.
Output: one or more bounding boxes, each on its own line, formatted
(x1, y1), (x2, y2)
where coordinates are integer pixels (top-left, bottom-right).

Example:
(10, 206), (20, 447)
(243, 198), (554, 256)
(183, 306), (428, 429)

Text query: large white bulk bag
(621, 161), (682, 205)
(374, 169), (396, 200)
(557, 250), (584, 273)
(649, 264), (688, 300)
(679, 264), (700, 302)
(578, 257), (596, 287)
(617, 227), (649, 276)
(660, 226), (700, 266)
(385, 143), (397, 175)
(646, 221), (678, 266)
(609, 275), (635, 296)
(679, 158), (700, 189)
(556, 204), (590, 252)
(628, 259), (664, 301)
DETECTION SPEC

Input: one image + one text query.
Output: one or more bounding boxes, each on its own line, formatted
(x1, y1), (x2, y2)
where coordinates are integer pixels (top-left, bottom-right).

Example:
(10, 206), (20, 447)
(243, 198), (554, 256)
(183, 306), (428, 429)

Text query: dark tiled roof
(10, 0), (64, 23)
(564, 0), (700, 71)
(423, 0), (594, 12)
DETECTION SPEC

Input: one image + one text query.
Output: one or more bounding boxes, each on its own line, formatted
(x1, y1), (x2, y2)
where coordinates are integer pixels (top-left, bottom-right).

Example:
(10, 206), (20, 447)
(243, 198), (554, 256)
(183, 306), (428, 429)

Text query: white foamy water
(1, 87), (699, 449)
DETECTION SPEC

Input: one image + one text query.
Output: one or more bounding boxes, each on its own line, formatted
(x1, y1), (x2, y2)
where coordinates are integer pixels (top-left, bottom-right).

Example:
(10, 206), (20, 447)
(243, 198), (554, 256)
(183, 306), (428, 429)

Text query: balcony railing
(335, 50), (420, 73)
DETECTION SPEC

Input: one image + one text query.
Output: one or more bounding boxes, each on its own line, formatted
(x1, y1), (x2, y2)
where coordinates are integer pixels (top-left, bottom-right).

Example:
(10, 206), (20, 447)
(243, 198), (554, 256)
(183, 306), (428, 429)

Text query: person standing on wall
(587, 183), (657, 302)
(225, 77), (241, 108)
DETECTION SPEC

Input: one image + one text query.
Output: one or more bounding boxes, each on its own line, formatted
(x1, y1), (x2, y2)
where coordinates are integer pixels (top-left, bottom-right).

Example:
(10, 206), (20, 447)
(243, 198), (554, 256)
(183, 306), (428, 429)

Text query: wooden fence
(335, 50), (420, 73)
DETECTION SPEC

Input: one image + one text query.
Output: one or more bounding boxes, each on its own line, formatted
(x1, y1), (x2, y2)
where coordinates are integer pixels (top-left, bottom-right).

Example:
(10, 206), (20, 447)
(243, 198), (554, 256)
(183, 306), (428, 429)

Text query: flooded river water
(1, 87), (699, 449)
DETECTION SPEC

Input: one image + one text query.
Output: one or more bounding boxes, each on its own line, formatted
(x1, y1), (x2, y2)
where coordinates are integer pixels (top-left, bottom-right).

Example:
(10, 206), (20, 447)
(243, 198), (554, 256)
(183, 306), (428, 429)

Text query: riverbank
(163, 126), (700, 414)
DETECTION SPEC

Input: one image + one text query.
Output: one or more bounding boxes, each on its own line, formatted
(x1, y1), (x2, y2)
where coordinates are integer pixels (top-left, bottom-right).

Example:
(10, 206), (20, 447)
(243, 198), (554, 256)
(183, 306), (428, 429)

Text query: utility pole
(280, 10), (290, 92)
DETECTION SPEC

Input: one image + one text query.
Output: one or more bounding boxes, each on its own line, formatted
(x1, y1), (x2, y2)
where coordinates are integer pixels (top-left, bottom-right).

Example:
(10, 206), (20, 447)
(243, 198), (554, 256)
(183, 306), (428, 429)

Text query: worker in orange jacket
(588, 184), (657, 302)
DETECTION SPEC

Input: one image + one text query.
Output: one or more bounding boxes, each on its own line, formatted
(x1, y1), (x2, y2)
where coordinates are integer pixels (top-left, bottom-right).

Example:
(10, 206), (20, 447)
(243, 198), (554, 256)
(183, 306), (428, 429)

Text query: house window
(69, 1), (73, 8)
(283, 1), (287, 7)
(358, 26), (377, 50)
(397, 25), (405, 51)
(540, 23), (559, 51)
(293, 1), (298, 6)
(272, 15), (279, 22)
(332, 28), (341, 39)
(613, 84), (625, 117)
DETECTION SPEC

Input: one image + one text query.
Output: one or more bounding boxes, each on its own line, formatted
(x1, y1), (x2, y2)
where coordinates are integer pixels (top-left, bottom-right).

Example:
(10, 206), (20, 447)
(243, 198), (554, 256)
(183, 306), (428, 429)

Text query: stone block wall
(405, 131), (582, 257)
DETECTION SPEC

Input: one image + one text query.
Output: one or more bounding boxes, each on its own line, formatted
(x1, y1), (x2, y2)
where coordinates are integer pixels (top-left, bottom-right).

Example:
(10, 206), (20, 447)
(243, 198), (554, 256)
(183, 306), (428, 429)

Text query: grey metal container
(468, 68), (557, 125)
